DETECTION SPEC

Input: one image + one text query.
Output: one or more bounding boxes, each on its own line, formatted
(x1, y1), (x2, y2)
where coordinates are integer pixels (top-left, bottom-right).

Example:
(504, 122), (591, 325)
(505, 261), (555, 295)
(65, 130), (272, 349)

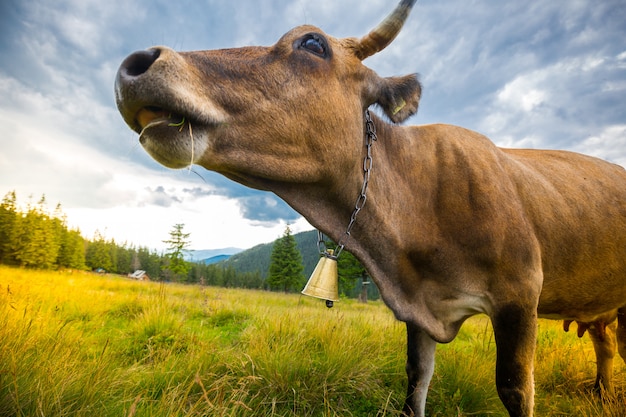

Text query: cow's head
(115, 0), (420, 190)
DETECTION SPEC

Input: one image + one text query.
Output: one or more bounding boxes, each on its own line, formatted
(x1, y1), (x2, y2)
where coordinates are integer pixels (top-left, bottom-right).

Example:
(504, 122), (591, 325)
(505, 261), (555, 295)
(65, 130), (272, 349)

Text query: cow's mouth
(127, 101), (222, 169)
(134, 105), (205, 169)
(135, 106), (187, 132)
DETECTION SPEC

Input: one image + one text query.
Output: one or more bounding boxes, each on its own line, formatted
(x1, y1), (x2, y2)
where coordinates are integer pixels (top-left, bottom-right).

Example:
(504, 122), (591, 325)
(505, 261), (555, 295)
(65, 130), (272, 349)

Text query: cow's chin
(139, 120), (206, 169)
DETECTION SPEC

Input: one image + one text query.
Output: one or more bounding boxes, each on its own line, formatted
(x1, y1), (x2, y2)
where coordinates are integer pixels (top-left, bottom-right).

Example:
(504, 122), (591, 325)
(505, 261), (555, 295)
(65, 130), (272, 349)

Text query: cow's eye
(300, 34), (327, 57)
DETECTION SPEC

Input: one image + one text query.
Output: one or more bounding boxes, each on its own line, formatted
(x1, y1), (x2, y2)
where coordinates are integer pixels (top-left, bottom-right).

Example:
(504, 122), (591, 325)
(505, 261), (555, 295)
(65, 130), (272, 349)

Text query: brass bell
(302, 250), (339, 308)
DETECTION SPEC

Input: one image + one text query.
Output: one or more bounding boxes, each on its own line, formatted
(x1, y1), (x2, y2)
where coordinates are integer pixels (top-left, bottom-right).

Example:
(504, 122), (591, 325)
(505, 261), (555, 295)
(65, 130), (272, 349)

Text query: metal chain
(317, 109), (377, 260)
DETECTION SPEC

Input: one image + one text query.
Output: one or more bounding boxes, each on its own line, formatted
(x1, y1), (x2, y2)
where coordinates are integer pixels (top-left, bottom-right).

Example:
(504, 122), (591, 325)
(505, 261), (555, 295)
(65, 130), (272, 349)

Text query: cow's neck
(269, 114), (379, 236)
(273, 114), (421, 276)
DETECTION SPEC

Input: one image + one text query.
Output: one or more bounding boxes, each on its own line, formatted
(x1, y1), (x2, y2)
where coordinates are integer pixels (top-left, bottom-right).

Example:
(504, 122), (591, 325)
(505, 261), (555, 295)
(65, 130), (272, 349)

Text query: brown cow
(114, 1), (626, 415)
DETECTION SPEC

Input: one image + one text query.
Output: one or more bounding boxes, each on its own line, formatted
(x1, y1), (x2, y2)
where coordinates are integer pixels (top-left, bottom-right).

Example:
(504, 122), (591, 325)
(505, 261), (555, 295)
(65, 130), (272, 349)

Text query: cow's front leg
(492, 304), (538, 417)
(403, 321), (437, 417)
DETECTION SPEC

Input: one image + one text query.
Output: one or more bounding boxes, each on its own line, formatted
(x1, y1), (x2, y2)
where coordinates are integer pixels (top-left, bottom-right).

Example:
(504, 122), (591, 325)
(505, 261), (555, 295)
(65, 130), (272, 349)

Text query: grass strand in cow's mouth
(186, 120), (194, 171)
(135, 106), (186, 132)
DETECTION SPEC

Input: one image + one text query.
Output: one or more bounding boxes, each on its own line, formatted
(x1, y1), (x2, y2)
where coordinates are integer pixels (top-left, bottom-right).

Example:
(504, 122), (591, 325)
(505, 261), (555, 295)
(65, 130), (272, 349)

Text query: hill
(186, 248), (243, 262)
(222, 230), (319, 279)
(202, 254), (232, 265)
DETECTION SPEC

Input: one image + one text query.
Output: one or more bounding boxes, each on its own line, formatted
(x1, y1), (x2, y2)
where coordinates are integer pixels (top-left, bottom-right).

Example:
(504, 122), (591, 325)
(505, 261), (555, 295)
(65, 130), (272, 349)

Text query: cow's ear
(370, 74), (421, 123)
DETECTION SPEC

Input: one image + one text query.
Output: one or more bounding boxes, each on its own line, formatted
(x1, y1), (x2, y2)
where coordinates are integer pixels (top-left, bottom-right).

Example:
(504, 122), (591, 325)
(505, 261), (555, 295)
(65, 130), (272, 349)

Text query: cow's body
(114, 1), (626, 415)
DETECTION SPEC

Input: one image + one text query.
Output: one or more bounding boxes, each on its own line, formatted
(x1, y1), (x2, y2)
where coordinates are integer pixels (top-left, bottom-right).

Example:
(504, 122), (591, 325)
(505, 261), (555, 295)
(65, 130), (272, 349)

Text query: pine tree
(10, 195), (60, 269)
(58, 228), (86, 270)
(337, 250), (368, 298)
(85, 231), (113, 271)
(267, 226), (305, 292)
(137, 247), (162, 279)
(0, 191), (17, 264)
(107, 239), (119, 273)
(130, 249), (141, 272)
(115, 244), (132, 275)
(163, 223), (191, 281)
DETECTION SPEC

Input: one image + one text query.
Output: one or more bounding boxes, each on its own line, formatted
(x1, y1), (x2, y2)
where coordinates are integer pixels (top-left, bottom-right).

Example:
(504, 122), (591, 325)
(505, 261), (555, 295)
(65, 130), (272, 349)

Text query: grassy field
(0, 266), (624, 416)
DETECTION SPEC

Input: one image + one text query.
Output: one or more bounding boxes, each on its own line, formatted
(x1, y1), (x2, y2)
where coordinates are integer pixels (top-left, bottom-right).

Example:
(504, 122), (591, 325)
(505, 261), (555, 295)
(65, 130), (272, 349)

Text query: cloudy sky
(1, 0), (624, 252)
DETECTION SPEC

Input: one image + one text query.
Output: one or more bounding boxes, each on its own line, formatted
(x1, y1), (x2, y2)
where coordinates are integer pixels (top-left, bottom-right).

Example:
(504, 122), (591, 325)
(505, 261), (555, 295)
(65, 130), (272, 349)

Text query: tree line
(0, 191), (260, 286)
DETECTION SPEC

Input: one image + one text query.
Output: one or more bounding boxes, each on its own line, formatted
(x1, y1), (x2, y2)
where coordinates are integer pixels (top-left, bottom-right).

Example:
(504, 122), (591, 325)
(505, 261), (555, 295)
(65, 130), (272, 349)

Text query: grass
(0, 266), (624, 416)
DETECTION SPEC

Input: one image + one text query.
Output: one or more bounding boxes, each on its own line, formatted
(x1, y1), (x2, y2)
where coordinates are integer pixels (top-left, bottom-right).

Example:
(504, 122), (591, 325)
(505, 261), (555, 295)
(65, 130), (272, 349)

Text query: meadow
(0, 266), (624, 416)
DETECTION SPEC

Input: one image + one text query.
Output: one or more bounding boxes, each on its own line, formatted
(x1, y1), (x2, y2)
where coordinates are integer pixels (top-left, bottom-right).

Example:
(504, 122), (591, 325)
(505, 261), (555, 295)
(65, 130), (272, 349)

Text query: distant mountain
(202, 254), (232, 265)
(222, 230), (319, 278)
(186, 248), (243, 262)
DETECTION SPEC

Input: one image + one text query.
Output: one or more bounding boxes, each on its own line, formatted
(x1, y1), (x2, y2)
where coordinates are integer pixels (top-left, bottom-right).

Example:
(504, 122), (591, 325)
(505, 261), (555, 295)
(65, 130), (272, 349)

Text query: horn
(356, 0), (417, 60)
(302, 250), (339, 308)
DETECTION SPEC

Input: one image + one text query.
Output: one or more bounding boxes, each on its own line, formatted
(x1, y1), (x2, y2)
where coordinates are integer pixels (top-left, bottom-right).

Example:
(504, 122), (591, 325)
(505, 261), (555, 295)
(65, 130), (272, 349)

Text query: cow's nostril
(120, 48), (161, 77)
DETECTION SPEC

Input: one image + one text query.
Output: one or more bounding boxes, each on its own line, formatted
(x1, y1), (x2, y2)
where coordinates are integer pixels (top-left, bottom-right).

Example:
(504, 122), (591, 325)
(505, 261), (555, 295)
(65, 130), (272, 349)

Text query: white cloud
(571, 125), (626, 167)
(498, 80), (547, 113)
(24, 0), (140, 56)
(478, 50), (624, 154)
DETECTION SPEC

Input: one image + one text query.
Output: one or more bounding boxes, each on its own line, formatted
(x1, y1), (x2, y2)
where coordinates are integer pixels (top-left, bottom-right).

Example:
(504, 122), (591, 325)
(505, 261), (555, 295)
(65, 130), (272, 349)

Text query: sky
(0, 0), (624, 252)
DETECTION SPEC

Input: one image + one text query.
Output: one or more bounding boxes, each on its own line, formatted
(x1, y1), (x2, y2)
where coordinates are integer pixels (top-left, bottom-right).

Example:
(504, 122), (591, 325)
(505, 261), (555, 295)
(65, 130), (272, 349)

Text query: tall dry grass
(0, 266), (624, 416)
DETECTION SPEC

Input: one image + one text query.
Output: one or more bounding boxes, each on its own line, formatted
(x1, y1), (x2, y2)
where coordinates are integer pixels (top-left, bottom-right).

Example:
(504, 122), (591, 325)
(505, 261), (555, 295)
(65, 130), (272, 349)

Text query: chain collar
(317, 109), (377, 260)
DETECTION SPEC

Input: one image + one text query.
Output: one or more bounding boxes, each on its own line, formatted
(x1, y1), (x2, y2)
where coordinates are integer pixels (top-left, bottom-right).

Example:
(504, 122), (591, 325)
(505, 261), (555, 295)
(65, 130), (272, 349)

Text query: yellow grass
(0, 266), (624, 416)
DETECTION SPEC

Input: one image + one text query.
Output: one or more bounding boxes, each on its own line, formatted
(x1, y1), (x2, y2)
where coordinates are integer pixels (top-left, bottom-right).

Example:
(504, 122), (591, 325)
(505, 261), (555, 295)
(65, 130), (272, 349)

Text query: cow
(114, 0), (626, 415)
